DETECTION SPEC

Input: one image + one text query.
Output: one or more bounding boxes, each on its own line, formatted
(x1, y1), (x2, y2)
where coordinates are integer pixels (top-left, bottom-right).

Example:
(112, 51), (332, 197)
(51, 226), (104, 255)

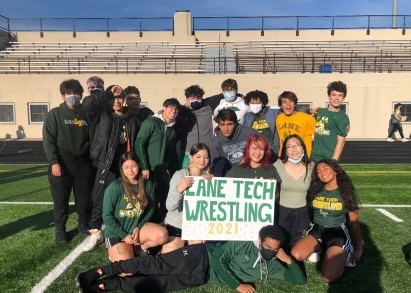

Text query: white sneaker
(306, 252), (320, 263)
(386, 138), (395, 142)
(401, 138), (409, 142)
(83, 229), (104, 252)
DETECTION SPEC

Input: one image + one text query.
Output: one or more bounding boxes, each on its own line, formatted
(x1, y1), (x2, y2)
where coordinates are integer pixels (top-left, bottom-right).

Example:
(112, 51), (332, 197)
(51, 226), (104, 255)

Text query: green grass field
(0, 164), (410, 293)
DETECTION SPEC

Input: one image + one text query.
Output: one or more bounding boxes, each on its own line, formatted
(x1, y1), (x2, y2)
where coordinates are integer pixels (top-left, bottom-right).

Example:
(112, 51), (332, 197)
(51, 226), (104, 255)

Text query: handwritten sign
(181, 177), (276, 241)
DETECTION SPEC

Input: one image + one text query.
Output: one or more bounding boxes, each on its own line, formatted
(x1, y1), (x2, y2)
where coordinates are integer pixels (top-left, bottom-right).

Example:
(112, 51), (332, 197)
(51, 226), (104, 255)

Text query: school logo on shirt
(119, 194), (142, 218)
(315, 117), (330, 136)
(64, 118), (88, 127)
(225, 106), (240, 112)
(312, 195), (342, 217)
(252, 120), (269, 131)
(222, 141), (246, 164)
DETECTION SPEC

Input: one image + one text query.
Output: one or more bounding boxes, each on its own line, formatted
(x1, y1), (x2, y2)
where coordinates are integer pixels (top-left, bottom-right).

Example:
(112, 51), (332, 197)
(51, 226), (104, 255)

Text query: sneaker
(386, 138), (395, 142)
(55, 228), (68, 244)
(306, 252), (320, 263)
(83, 229), (104, 252)
(401, 138), (409, 142)
(78, 223), (91, 235)
(75, 268), (103, 293)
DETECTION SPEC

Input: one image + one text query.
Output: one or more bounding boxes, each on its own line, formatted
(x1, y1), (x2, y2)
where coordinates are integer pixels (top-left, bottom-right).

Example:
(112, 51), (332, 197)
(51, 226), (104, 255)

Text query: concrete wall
(1, 73), (410, 139)
(1, 11), (411, 139)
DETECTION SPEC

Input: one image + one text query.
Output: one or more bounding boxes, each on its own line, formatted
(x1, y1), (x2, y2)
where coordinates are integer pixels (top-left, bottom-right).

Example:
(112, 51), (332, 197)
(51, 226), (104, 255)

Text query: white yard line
(0, 201), (75, 205)
(0, 170), (45, 181)
(376, 208), (404, 222)
(361, 204), (411, 208)
(30, 237), (89, 293)
(3, 202), (410, 207)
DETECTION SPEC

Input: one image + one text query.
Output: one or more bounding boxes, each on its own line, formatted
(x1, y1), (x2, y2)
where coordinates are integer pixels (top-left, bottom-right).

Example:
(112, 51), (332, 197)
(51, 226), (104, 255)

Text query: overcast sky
(1, 0), (411, 18)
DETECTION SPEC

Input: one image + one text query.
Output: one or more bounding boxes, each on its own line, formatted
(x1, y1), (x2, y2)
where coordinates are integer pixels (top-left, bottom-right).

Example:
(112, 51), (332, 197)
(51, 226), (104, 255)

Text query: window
(296, 102), (313, 113)
(0, 103), (15, 123)
(325, 102), (349, 114)
(393, 102), (411, 123)
(28, 103), (49, 124)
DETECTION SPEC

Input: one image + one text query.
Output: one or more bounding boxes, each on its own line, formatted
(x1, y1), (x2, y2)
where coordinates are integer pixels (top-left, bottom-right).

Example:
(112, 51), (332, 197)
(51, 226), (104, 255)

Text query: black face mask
(190, 100), (203, 110)
(260, 247), (277, 261)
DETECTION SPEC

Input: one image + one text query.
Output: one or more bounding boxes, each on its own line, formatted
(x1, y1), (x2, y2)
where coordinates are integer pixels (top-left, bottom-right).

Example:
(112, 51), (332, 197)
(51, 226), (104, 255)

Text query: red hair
(241, 135), (272, 169)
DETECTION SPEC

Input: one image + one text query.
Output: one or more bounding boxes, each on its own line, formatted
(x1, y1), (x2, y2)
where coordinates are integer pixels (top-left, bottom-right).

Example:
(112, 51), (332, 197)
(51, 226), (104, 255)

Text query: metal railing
(0, 16), (174, 35)
(192, 15), (411, 35)
(1, 14), (411, 35)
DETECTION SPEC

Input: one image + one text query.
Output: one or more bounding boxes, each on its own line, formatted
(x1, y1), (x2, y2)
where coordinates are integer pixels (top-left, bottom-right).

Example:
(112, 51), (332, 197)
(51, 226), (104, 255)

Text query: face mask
(65, 95), (81, 109)
(260, 247), (277, 261)
(288, 153), (304, 164)
(223, 91), (237, 102)
(190, 100), (203, 110)
(250, 104), (263, 114)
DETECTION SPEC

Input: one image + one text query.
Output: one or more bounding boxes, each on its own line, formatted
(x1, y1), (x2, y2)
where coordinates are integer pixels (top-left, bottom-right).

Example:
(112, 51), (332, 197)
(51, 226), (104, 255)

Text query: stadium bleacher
(0, 41), (206, 73)
(232, 40), (411, 73)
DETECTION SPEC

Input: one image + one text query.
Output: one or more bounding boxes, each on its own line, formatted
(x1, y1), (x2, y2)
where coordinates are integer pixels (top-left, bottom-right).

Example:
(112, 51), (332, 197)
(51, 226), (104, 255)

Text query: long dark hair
(307, 159), (359, 211)
(119, 152), (148, 209)
(280, 134), (311, 181)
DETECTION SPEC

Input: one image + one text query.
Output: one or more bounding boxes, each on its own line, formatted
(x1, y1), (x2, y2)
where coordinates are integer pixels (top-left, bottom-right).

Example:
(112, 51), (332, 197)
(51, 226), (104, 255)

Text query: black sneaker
(75, 269), (102, 293)
(55, 228), (68, 244)
(78, 223), (91, 235)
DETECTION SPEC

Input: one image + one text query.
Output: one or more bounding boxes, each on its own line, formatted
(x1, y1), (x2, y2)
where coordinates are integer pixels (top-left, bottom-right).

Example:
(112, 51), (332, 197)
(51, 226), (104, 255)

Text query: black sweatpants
(48, 158), (93, 229)
(89, 170), (116, 229)
(102, 243), (209, 293)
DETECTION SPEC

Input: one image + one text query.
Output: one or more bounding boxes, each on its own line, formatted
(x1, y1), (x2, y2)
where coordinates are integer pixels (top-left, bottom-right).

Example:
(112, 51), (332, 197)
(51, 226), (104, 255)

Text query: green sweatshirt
(206, 241), (306, 289)
(42, 102), (90, 165)
(134, 114), (176, 172)
(102, 178), (155, 239)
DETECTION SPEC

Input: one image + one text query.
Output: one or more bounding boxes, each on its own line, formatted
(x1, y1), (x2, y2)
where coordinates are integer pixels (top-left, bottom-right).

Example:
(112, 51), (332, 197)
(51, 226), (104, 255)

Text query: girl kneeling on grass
(291, 159), (363, 283)
(102, 152), (168, 263)
(163, 143), (212, 253)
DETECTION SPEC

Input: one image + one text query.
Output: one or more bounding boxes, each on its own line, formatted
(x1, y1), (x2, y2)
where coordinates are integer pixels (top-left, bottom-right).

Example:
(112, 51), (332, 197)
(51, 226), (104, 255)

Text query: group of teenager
(42, 76), (362, 292)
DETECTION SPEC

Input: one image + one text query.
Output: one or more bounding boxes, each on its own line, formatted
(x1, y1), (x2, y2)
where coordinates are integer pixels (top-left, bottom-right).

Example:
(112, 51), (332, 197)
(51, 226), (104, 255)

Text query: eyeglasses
(286, 144), (302, 150)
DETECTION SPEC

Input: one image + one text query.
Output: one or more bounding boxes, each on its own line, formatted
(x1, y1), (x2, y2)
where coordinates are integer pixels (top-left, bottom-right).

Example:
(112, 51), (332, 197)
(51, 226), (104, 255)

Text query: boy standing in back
(311, 81), (350, 162)
(43, 79), (93, 244)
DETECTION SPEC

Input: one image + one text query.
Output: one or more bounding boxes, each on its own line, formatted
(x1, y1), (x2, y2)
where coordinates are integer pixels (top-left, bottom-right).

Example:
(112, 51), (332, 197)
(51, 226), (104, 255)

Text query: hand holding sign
(177, 177), (194, 194)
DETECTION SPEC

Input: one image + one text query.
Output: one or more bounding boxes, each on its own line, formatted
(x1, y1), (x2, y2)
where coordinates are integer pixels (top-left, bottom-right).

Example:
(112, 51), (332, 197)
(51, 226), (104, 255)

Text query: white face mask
(65, 95), (81, 109)
(288, 153), (304, 164)
(250, 104), (263, 114)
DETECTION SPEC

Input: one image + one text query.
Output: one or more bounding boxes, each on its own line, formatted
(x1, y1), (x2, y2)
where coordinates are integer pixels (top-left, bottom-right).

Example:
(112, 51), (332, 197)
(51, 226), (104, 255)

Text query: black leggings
(102, 243), (209, 293)
(388, 123), (404, 139)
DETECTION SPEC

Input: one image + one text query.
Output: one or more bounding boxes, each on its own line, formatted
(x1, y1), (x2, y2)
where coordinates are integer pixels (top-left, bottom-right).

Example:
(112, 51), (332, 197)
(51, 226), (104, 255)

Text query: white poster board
(181, 177), (276, 241)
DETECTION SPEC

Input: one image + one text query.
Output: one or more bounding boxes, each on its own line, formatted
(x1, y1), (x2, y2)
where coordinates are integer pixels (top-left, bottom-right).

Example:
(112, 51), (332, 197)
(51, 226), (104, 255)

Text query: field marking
(361, 204), (411, 208)
(348, 171), (411, 174)
(0, 202), (410, 208)
(376, 208), (404, 222)
(30, 237), (89, 293)
(0, 201), (75, 205)
(0, 170), (46, 181)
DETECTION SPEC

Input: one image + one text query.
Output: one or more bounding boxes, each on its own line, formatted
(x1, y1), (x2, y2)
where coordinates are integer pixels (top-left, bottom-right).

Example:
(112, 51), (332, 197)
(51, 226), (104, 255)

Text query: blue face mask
(190, 100), (203, 110)
(223, 91), (237, 102)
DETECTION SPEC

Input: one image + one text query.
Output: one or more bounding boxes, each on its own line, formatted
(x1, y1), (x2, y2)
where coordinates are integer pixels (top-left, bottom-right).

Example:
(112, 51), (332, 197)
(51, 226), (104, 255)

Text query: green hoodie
(134, 114), (177, 172)
(42, 102), (90, 165)
(206, 241), (306, 289)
